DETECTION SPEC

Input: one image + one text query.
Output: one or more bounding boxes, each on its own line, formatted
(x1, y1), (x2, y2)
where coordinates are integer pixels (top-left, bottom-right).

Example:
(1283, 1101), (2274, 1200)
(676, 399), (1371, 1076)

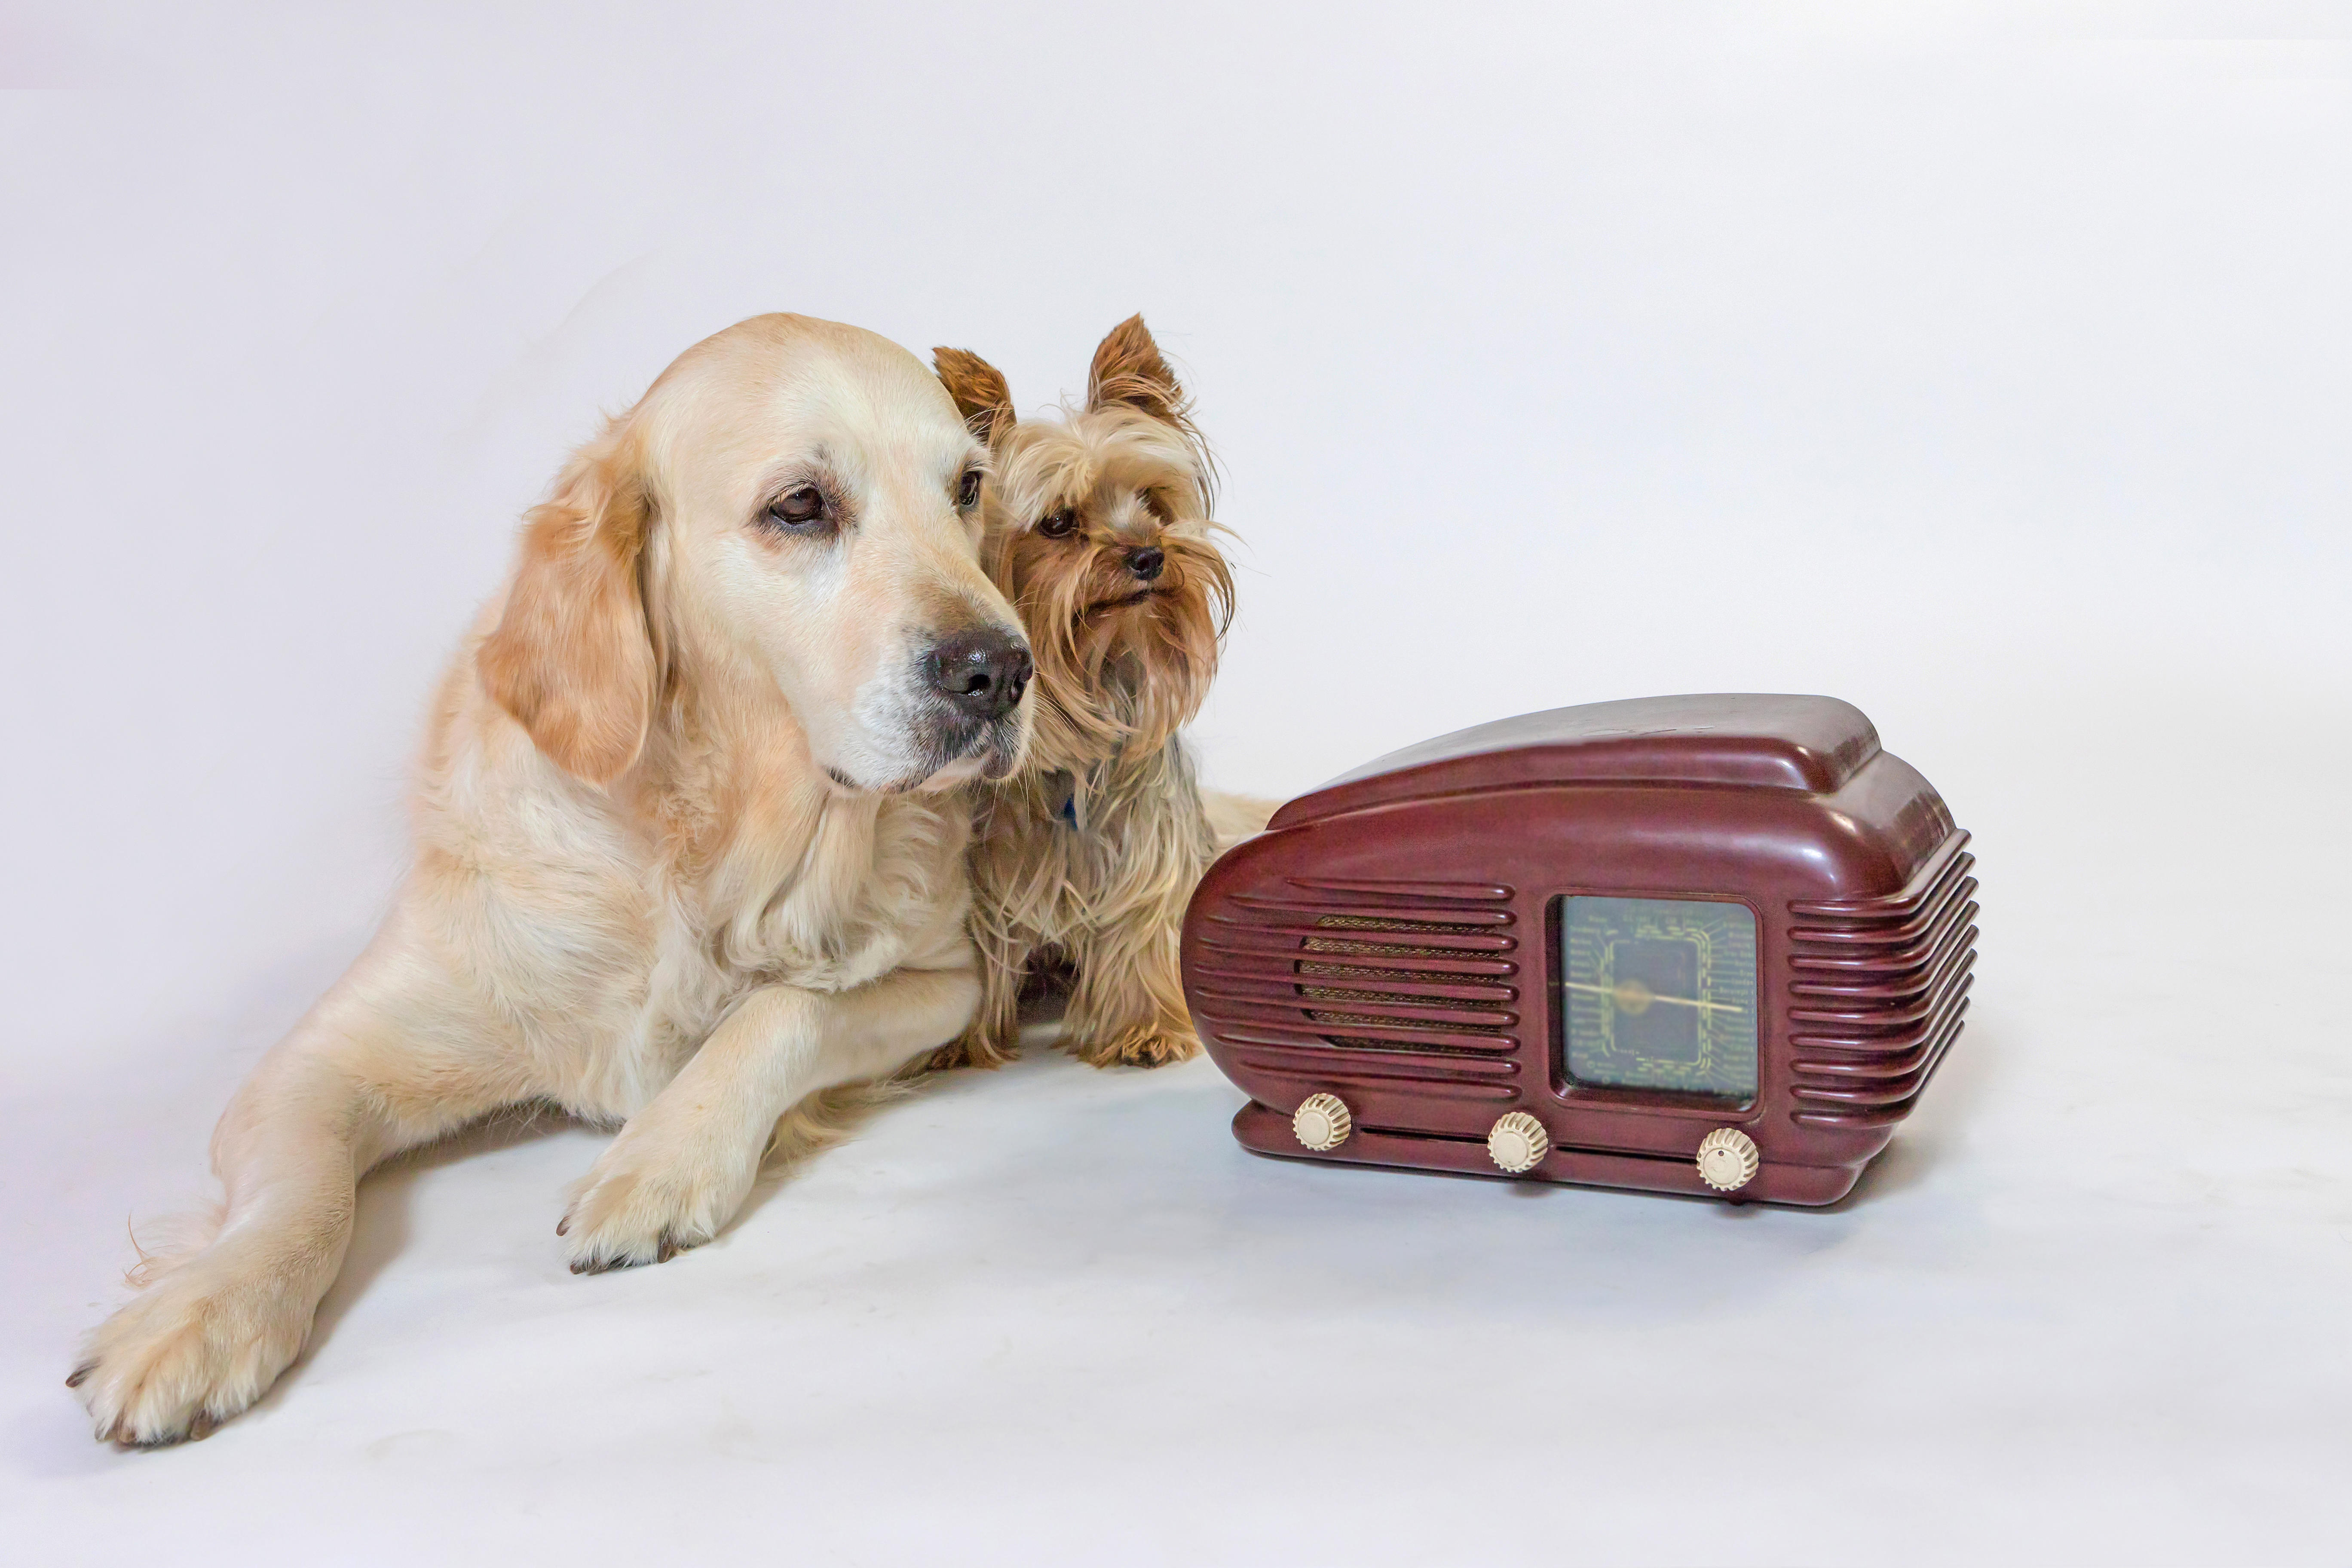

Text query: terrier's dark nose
(922, 626), (1032, 722)
(1126, 546), (1165, 582)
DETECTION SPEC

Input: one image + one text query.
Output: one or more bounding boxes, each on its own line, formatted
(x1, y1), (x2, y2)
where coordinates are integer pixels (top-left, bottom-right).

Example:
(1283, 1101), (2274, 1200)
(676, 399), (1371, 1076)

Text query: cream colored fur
(70, 314), (1031, 1447)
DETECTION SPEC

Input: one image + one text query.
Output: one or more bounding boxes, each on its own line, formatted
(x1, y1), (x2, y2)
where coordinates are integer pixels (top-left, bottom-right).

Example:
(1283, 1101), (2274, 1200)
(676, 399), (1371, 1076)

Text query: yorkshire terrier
(933, 317), (1237, 1068)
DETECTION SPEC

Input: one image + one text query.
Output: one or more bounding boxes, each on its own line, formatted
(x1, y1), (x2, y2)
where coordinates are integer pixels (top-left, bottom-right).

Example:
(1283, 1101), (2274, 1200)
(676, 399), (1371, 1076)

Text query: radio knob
(1695, 1127), (1761, 1192)
(1486, 1112), (1550, 1174)
(1292, 1093), (1353, 1152)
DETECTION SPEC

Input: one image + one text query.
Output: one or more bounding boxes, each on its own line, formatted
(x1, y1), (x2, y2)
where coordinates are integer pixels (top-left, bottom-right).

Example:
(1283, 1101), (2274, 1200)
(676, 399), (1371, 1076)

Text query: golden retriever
(70, 314), (1034, 1447)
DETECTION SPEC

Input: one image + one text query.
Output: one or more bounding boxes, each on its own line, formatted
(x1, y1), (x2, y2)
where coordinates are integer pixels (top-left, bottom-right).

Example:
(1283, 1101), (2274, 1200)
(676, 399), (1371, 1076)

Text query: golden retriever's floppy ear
(934, 347), (1016, 450)
(478, 419), (657, 785)
(1086, 314), (1185, 425)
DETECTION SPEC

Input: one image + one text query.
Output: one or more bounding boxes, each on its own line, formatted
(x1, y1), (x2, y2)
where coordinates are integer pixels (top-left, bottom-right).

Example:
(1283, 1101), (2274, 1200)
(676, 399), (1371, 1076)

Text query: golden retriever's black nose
(1126, 546), (1165, 581)
(924, 628), (1032, 721)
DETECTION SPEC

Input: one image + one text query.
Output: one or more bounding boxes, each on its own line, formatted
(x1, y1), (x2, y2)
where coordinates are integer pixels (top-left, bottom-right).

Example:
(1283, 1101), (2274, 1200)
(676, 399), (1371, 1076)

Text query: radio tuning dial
(1696, 1127), (1761, 1192)
(1486, 1112), (1550, 1174)
(1292, 1093), (1353, 1152)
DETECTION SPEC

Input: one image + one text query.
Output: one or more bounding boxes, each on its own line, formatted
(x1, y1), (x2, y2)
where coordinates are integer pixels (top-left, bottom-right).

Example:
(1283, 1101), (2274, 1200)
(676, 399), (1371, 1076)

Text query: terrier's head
(935, 316), (1232, 767)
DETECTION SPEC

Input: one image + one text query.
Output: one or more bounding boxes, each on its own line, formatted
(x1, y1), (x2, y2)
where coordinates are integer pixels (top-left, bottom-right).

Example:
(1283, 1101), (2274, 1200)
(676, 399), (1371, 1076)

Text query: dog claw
(570, 1253), (635, 1275)
(186, 1411), (217, 1442)
(569, 1229), (699, 1273)
(110, 1420), (184, 1452)
(66, 1361), (94, 1389)
(555, 1215), (570, 1237)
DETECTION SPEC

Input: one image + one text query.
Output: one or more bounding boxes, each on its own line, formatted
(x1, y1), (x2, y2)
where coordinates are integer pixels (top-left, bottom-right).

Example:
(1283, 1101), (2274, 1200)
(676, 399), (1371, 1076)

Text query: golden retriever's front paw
(1070, 1020), (1201, 1069)
(558, 1127), (758, 1274)
(74, 1261), (310, 1448)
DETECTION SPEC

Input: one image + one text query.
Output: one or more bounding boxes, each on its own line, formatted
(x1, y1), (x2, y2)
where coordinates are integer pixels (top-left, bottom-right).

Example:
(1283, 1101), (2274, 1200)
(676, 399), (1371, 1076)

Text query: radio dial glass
(1559, 895), (1759, 1102)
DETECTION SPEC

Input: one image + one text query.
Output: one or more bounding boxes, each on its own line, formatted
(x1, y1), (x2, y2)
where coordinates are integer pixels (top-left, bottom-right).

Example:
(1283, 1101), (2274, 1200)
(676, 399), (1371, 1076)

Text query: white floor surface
(6, 686), (2348, 1565)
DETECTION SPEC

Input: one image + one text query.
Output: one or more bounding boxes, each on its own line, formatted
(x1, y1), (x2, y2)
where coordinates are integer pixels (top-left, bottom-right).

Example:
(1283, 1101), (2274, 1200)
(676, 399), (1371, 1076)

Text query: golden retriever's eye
(957, 469), (983, 510)
(766, 486), (826, 530)
(1037, 508), (1079, 539)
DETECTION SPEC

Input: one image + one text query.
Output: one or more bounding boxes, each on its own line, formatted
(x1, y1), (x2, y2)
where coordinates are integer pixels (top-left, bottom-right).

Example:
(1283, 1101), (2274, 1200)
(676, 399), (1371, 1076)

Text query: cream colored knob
(1487, 1112), (1550, 1174)
(1292, 1093), (1352, 1152)
(1696, 1127), (1761, 1192)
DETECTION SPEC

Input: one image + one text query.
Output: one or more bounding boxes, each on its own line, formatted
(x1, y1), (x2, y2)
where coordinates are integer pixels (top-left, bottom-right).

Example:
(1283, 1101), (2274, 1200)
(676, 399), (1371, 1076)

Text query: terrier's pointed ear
(478, 419), (658, 786)
(1086, 314), (1184, 423)
(934, 348), (1016, 451)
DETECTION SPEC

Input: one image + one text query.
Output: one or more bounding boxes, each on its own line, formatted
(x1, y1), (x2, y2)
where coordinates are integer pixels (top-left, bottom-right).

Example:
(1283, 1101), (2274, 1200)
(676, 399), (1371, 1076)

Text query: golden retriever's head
(933, 316), (1232, 767)
(481, 315), (1033, 793)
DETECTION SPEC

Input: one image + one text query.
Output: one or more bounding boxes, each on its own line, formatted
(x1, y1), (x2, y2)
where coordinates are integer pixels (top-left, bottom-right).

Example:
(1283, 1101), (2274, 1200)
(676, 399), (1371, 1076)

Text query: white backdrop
(4, 4), (2346, 1563)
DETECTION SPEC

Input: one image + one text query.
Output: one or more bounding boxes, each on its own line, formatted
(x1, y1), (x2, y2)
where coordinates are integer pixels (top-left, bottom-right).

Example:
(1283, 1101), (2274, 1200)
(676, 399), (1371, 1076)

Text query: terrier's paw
(74, 1259), (311, 1448)
(559, 1121), (759, 1274)
(1070, 1021), (1200, 1069)
(920, 1023), (1018, 1074)
(916, 1039), (975, 1073)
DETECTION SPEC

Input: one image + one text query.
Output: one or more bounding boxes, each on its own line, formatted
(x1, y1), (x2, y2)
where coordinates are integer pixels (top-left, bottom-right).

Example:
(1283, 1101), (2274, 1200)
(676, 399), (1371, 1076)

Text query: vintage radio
(1181, 695), (1975, 1205)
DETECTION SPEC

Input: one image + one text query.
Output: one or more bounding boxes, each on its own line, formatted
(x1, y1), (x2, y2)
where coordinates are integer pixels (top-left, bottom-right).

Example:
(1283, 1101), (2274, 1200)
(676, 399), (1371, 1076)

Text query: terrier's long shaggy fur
(935, 318), (1238, 1068)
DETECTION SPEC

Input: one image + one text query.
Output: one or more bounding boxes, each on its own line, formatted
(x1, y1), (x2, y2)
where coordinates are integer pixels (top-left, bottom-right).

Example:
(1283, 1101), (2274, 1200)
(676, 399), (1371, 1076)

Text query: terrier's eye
(957, 469), (983, 510)
(1037, 508), (1079, 539)
(1141, 488), (1175, 522)
(766, 487), (826, 528)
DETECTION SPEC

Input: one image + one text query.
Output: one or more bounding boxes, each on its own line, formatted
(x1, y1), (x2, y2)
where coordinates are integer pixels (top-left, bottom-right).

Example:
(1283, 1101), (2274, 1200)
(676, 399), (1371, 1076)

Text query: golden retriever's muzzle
(916, 623), (1033, 781)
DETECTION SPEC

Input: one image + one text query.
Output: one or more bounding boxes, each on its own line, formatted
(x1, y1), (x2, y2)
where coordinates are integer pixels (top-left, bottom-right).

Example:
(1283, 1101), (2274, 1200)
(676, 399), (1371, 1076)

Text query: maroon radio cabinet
(1180, 695), (1976, 1205)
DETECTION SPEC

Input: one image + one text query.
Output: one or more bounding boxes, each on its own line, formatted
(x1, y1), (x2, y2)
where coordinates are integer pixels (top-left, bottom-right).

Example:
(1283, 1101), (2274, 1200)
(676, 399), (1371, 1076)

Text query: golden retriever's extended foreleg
(560, 963), (981, 1272)
(72, 968), (521, 1448)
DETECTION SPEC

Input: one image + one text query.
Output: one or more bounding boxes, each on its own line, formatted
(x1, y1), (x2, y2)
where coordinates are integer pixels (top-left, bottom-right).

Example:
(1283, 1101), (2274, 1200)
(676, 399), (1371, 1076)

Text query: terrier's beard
(1020, 550), (1226, 769)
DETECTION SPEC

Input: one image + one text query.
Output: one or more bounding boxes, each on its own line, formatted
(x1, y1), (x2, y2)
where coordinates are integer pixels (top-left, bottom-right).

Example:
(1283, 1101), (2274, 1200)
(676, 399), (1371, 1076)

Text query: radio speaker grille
(1783, 833), (1977, 1129)
(1189, 879), (1522, 1101)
